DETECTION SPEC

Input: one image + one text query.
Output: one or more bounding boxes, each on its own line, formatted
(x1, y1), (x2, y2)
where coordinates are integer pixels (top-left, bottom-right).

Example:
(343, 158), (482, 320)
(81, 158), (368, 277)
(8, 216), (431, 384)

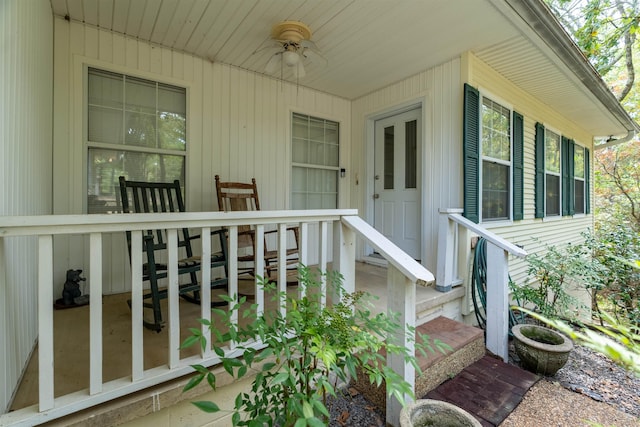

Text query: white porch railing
(436, 208), (527, 361)
(0, 209), (434, 427)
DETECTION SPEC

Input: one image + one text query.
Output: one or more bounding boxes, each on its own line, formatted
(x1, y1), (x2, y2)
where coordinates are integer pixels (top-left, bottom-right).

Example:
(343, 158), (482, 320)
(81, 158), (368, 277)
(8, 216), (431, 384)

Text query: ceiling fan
(258, 21), (327, 79)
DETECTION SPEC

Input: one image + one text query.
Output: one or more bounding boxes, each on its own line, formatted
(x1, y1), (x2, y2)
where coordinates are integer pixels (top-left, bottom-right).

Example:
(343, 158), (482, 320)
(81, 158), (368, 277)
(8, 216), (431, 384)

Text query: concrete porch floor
(9, 261), (463, 418)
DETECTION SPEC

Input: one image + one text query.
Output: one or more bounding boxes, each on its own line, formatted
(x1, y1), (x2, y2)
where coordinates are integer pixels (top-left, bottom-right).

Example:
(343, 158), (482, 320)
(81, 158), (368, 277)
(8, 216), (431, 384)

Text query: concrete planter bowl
(512, 323), (574, 376)
(399, 399), (482, 427)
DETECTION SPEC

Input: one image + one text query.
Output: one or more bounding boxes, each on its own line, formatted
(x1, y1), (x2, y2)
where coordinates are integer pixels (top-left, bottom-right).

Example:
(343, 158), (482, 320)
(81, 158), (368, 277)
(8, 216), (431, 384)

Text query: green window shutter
(561, 136), (570, 216)
(568, 140), (575, 215)
(585, 147), (591, 214)
(512, 111), (524, 220)
(534, 122), (545, 218)
(463, 83), (480, 223)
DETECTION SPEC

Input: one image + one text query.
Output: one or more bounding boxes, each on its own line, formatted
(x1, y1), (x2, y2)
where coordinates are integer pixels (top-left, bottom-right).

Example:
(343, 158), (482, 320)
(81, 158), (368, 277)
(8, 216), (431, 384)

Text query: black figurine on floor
(62, 269), (86, 306)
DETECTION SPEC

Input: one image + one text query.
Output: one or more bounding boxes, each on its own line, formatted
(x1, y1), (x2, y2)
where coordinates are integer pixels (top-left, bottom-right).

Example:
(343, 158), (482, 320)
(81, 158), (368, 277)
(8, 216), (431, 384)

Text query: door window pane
(384, 126), (394, 189)
(405, 120), (417, 189)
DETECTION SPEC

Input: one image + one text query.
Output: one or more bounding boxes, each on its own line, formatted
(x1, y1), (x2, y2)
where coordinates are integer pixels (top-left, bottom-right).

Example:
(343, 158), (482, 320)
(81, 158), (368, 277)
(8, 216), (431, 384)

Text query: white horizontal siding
(1, 0), (53, 413)
(52, 18), (351, 294)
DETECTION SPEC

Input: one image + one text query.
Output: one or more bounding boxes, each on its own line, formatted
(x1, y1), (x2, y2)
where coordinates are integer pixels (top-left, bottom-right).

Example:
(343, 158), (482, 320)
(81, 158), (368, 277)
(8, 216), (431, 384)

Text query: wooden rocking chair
(119, 176), (228, 331)
(214, 175), (299, 281)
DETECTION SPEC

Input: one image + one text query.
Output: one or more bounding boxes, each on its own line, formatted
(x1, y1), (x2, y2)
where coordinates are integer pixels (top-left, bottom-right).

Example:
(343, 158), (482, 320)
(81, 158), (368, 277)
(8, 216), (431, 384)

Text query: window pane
(88, 106), (123, 144)
(124, 111), (156, 147)
(546, 174), (560, 216)
(482, 160), (509, 220)
(158, 112), (186, 151)
(125, 77), (156, 114)
(87, 68), (187, 214)
(384, 126), (394, 189)
(88, 69), (122, 108)
(481, 98), (510, 161)
(290, 113), (339, 209)
(405, 120), (417, 189)
(575, 178), (585, 214)
(545, 131), (560, 173)
(574, 145), (585, 178)
(87, 148), (185, 213)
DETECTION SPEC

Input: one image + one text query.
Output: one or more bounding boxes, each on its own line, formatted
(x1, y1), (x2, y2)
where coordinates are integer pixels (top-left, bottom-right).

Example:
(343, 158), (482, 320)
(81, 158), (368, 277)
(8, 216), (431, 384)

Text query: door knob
(374, 175), (380, 180)
(373, 194), (380, 199)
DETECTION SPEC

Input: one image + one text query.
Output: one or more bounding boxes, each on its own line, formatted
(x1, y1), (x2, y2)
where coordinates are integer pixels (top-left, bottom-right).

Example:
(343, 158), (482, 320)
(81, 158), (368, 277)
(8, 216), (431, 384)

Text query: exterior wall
(0, 0), (54, 412)
(52, 18), (351, 295)
(351, 58), (463, 272)
(464, 52), (595, 307)
(350, 52), (595, 312)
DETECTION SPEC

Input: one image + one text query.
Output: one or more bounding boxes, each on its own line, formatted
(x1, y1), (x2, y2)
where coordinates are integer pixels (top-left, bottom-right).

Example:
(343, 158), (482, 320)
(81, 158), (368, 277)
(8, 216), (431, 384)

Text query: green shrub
(510, 241), (596, 321)
(586, 223), (640, 324)
(181, 265), (450, 427)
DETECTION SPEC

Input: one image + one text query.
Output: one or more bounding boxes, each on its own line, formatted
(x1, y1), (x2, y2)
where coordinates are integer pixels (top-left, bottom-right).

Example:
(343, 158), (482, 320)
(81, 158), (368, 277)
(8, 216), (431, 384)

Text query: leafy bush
(510, 241), (596, 320)
(181, 266), (450, 427)
(586, 222), (640, 324)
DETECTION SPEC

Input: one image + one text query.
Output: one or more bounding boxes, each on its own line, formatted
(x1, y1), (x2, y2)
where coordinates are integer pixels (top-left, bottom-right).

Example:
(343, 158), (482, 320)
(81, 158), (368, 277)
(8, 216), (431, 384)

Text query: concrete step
(352, 316), (485, 411)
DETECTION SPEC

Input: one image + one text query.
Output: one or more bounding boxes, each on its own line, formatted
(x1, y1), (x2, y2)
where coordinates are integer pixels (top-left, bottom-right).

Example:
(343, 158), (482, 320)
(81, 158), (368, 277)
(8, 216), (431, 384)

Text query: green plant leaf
(182, 374), (204, 392)
(192, 401), (220, 413)
(307, 418), (325, 427)
(180, 335), (200, 349)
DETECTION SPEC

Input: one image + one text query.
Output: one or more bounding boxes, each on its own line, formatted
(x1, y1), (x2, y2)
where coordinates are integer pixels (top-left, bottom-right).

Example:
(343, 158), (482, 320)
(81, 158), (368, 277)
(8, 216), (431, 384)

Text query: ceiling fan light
(283, 50), (299, 67)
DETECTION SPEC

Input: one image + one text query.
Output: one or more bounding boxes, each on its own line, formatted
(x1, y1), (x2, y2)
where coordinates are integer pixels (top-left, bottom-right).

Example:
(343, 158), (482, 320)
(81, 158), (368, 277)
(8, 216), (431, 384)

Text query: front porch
(9, 262), (467, 425)
(0, 209), (523, 427)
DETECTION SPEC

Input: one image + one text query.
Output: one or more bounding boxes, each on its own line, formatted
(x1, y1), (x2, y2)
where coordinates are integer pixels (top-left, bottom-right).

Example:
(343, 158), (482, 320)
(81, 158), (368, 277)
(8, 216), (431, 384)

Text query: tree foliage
(546, 0), (640, 102)
(547, 1), (640, 228)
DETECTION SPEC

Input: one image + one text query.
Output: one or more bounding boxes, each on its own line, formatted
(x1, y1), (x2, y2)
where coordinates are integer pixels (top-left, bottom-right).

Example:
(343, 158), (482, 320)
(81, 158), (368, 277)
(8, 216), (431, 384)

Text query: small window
(87, 68), (187, 213)
(480, 97), (511, 221)
(574, 145), (585, 214)
(545, 130), (561, 216)
(291, 113), (339, 209)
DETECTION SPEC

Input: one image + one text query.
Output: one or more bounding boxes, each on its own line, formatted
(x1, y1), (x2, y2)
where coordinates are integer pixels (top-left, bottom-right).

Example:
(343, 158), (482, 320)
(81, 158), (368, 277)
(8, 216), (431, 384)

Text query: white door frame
(363, 97), (429, 266)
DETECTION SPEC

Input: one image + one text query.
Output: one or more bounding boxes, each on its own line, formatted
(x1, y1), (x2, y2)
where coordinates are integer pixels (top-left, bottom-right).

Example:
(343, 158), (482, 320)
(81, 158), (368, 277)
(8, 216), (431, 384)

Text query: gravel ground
(502, 344), (640, 426)
(325, 343), (639, 426)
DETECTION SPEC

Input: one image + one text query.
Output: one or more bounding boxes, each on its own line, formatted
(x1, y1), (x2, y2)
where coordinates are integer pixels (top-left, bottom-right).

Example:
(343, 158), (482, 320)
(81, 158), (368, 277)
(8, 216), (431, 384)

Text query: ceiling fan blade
(301, 47), (328, 67)
(294, 60), (306, 79)
(252, 40), (282, 55)
(265, 52), (281, 74)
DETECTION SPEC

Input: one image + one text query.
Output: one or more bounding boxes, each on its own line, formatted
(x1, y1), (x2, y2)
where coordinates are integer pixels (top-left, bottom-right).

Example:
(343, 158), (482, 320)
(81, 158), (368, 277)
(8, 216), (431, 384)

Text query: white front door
(373, 108), (422, 260)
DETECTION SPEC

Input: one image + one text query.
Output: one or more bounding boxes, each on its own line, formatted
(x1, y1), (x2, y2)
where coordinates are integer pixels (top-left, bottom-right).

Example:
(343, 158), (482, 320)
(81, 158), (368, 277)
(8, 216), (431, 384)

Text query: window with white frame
(574, 145), (585, 214)
(480, 97), (511, 221)
(86, 68), (187, 213)
(291, 113), (339, 209)
(545, 130), (561, 216)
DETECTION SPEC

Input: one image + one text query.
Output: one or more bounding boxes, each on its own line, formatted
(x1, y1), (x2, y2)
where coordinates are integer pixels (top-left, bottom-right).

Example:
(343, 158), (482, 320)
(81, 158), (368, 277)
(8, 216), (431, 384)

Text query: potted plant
(181, 265), (450, 426)
(508, 242), (594, 374)
(400, 399), (482, 427)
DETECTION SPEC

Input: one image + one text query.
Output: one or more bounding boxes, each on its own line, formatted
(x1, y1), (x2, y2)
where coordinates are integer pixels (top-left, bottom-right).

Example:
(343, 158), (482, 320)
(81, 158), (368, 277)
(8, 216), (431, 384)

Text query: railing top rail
(447, 213), (527, 258)
(341, 215), (435, 286)
(0, 209), (359, 237)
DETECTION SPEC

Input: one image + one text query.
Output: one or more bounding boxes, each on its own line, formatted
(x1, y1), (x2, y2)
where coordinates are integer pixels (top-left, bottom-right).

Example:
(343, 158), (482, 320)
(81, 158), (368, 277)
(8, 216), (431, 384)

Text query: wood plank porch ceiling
(50, 0), (633, 137)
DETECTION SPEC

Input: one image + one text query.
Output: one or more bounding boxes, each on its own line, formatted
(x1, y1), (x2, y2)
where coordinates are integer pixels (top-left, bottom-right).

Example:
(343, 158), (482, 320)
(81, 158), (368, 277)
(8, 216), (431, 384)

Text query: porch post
(38, 235), (54, 411)
(485, 241), (509, 361)
(333, 218), (355, 298)
(386, 264), (416, 426)
(436, 209), (462, 292)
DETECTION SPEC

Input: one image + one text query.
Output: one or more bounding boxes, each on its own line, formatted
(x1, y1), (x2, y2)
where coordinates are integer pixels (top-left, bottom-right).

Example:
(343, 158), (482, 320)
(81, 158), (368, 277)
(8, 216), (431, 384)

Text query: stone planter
(512, 323), (574, 376)
(399, 399), (482, 427)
